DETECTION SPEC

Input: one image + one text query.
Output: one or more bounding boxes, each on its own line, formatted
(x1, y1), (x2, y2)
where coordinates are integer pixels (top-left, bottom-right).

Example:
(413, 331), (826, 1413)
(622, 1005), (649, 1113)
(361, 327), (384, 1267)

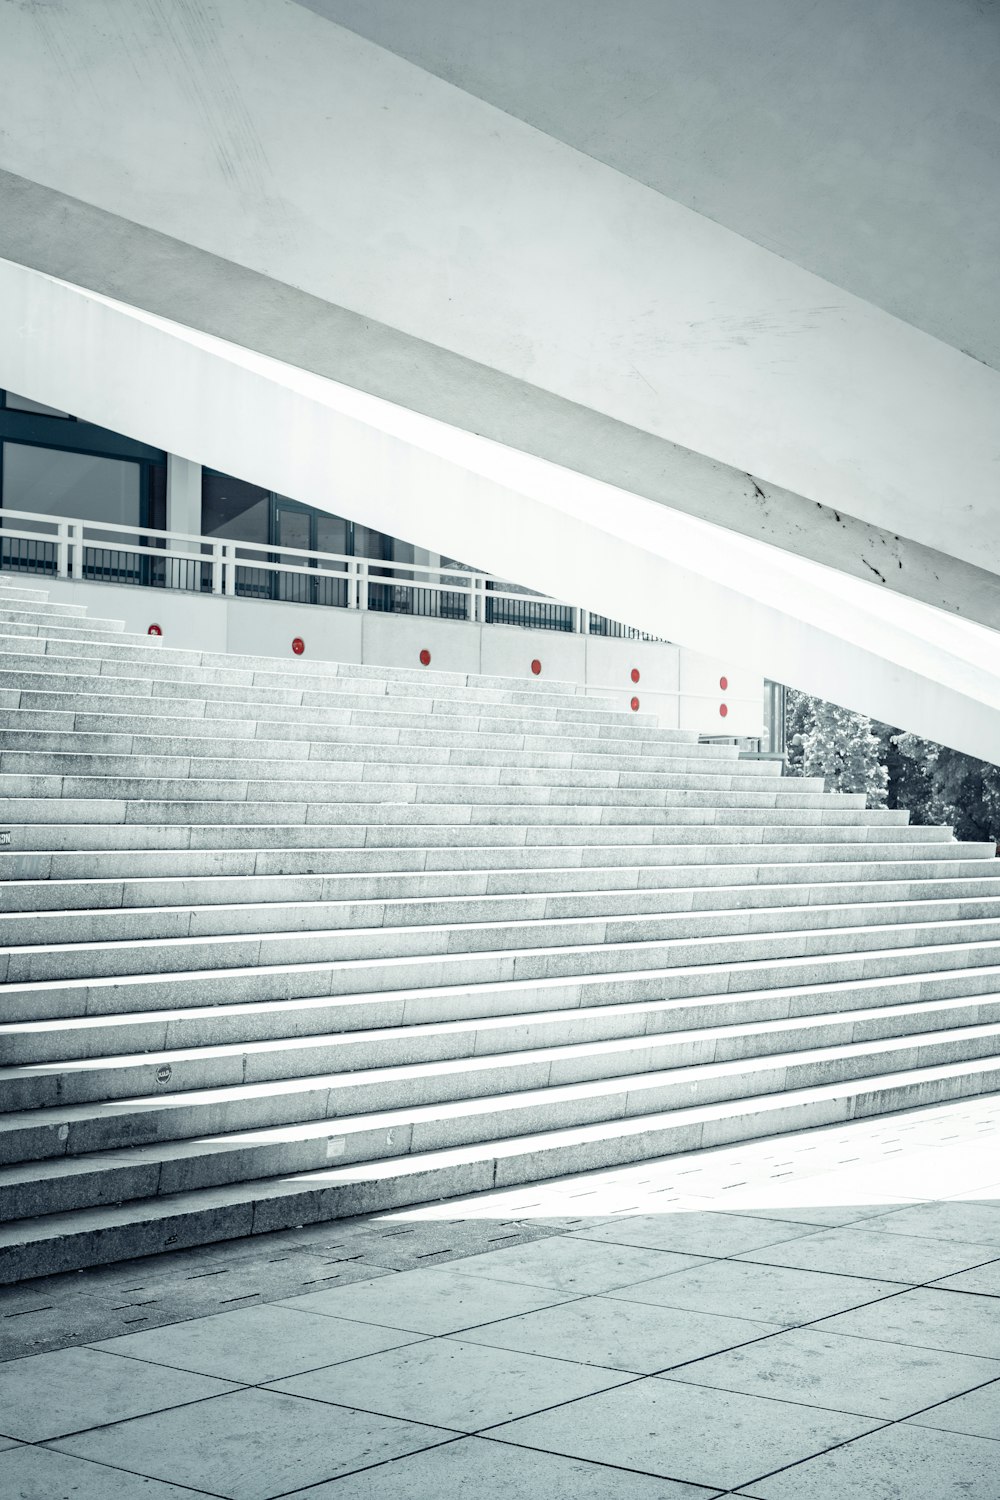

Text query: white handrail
(0, 506), (659, 639)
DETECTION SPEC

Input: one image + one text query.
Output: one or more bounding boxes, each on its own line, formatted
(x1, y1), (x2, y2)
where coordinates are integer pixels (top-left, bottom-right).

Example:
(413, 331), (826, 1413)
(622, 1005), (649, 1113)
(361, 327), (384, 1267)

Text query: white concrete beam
(1, 259), (998, 765)
(0, 0), (998, 603)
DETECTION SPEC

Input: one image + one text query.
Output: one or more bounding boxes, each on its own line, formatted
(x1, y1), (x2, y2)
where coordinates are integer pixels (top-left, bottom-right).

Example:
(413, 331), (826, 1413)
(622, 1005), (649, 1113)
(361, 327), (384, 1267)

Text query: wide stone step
(4, 864), (999, 915)
(0, 750), (822, 796)
(0, 600), (93, 622)
(8, 641), (634, 712)
(7, 929), (1000, 1028)
(3, 908), (1000, 988)
(7, 690), (698, 746)
(3, 1024), (999, 1216)
(3, 697), (669, 748)
(4, 890), (999, 954)
(0, 780), (889, 823)
(2, 1050), (999, 1283)
(6, 983), (1000, 1106)
(0, 623), (159, 648)
(0, 659), (669, 724)
(0, 720), (749, 769)
(0, 581), (52, 604)
(2, 839), (984, 886)
(10, 959), (999, 1068)
(8, 956), (1000, 1068)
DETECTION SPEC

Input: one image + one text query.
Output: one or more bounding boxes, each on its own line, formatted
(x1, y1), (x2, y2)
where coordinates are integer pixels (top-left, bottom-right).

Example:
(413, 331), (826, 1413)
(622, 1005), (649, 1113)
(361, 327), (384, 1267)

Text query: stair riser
(0, 815), (947, 850)
(6, 1031), (1000, 1187)
(6, 647), (658, 716)
(5, 893), (1000, 952)
(2, 673), (669, 730)
(0, 625), (158, 647)
(0, 785), (893, 824)
(2, 713), (743, 761)
(10, 970), (997, 1064)
(2, 843), (987, 886)
(7, 888), (1000, 948)
(0, 757), (832, 800)
(0, 738), (786, 785)
(0, 603), (93, 623)
(8, 992), (1000, 1103)
(5, 869), (1000, 915)
(8, 933), (1000, 1023)
(6, 910), (1000, 985)
(0, 766), (814, 804)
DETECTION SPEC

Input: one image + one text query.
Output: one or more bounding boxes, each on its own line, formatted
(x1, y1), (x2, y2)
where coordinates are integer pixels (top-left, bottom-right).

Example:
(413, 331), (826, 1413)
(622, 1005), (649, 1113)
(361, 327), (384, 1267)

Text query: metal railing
(0, 508), (661, 639)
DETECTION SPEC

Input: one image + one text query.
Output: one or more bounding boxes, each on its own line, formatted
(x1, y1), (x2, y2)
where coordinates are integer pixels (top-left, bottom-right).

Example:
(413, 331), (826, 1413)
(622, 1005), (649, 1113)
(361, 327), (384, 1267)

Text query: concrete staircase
(2, 574), (1000, 1283)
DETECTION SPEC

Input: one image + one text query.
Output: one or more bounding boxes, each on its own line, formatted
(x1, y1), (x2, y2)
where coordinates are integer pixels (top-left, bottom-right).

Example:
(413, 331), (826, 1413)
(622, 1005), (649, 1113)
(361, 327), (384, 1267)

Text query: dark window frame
(0, 391), (167, 532)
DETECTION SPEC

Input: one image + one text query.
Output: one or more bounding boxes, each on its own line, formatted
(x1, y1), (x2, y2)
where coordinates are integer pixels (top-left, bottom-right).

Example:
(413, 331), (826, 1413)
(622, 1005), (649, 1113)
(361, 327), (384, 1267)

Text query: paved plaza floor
(2, 1097), (999, 1498)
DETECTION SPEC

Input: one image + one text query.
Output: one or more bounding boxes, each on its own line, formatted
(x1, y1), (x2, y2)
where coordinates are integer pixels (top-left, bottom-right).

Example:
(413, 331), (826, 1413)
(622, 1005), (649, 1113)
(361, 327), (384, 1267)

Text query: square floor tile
(277, 1433), (719, 1498)
(863, 1200), (1000, 1246)
(51, 1387), (450, 1500)
(458, 1293), (778, 1374)
(736, 1226), (999, 1283)
(907, 1378), (1000, 1440)
(269, 1335), (631, 1431)
(739, 1421), (1000, 1498)
(0, 1344), (235, 1441)
(814, 1287), (1000, 1359)
(662, 1326), (1000, 1420)
(490, 1376), (878, 1491)
(608, 1257), (898, 1326)
(0, 1444), (206, 1498)
(444, 1233), (704, 1294)
(278, 1265), (571, 1334)
(91, 1301), (422, 1382)
(567, 1211), (821, 1258)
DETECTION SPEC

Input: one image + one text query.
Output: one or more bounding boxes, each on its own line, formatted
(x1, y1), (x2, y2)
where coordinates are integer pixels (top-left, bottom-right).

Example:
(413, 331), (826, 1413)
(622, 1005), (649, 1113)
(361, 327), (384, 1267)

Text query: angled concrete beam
(0, 0), (998, 626)
(1, 260), (998, 763)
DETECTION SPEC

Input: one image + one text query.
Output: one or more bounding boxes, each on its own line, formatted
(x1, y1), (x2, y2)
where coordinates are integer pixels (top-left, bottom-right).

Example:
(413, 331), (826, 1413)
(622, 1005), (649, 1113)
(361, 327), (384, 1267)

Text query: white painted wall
(31, 574), (759, 736)
(0, 0), (998, 583)
(0, 261), (996, 763)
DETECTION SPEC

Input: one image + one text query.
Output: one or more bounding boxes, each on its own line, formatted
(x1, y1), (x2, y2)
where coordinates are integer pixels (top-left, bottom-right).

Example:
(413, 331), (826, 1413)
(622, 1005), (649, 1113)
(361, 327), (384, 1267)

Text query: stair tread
(2, 1053), (998, 1233)
(3, 990), (997, 1081)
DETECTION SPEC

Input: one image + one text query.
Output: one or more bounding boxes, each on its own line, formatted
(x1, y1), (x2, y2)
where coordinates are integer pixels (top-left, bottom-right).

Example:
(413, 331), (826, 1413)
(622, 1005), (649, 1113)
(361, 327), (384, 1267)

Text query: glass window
(354, 522), (392, 561)
(1, 442), (141, 526)
(201, 472), (269, 544)
(2, 392), (73, 418)
(315, 510), (350, 556)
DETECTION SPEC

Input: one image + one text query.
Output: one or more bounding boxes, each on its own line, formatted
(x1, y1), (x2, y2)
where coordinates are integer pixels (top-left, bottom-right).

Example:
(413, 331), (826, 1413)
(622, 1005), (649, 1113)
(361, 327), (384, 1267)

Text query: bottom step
(2, 1054), (998, 1284)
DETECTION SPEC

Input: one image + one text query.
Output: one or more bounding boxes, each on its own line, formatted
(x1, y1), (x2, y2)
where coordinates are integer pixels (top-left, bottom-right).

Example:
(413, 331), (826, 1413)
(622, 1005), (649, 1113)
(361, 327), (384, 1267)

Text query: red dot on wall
(719, 703), (728, 717)
(291, 637), (305, 656)
(419, 648), (431, 666)
(630, 668), (640, 683)
(147, 624), (162, 637)
(631, 696), (640, 712)
(719, 675), (728, 691)
(531, 659), (542, 676)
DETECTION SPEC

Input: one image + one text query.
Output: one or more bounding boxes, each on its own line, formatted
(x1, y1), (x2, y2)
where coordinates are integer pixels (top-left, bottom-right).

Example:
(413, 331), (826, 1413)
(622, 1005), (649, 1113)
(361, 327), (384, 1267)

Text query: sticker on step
(0, 831), (9, 847)
(326, 1137), (347, 1159)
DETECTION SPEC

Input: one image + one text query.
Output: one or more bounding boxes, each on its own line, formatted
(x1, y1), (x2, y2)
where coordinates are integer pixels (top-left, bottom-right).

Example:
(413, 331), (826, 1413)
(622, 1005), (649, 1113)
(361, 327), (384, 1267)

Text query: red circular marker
(147, 624), (162, 637)
(630, 696), (640, 712)
(630, 668), (640, 683)
(531, 659), (542, 676)
(419, 648), (431, 666)
(291, 637), (305, 656)
(719, 675), (728, 690)
(720, 703), (728, 717)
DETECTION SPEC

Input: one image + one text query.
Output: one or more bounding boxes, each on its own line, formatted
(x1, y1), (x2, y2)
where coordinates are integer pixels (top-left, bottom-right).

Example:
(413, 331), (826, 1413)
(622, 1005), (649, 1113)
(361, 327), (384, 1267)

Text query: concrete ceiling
(300, 0), (1000, 370)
